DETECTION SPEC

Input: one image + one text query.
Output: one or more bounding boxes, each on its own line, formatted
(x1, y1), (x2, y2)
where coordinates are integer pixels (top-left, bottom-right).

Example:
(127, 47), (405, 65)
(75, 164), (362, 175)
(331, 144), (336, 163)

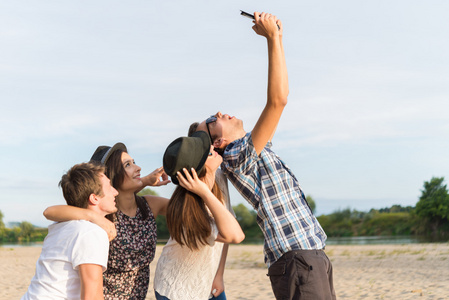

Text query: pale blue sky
(1, 1), (448, 227)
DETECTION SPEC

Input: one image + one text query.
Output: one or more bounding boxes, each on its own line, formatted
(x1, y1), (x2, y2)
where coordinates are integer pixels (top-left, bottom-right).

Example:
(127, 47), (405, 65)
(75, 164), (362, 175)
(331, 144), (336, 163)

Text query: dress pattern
(103, 196), (157, 299)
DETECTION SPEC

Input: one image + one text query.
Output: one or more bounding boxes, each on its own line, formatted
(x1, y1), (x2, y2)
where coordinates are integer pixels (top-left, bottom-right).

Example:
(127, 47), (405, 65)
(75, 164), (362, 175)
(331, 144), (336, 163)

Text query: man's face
(97, 173), (119, 215)
(198, 111), (242, 148)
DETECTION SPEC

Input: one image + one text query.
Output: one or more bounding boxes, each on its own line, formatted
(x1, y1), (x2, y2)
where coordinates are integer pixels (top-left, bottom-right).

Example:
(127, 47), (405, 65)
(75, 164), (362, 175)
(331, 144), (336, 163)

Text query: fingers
(211, 287), (223, 297)
(176, 168), (194, 188)
(190, 168), (199, 181)
(156, 179), (171, 186)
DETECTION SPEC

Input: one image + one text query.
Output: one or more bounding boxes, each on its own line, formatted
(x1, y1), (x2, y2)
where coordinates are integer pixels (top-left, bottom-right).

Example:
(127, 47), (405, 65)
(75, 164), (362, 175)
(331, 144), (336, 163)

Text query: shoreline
(2, 243), (448, 299)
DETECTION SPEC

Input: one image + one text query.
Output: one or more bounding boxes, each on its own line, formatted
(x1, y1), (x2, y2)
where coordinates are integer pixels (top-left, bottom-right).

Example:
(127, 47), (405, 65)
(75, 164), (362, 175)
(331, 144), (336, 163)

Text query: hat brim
(167, 131), (211, 185)
(104, 142), (127, 164)
(90, 142), (127, 165)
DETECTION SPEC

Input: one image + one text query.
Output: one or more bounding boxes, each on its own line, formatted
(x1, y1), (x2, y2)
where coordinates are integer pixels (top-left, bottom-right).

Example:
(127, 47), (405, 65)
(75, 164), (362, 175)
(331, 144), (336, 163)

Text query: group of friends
(22, 12), (336, 300)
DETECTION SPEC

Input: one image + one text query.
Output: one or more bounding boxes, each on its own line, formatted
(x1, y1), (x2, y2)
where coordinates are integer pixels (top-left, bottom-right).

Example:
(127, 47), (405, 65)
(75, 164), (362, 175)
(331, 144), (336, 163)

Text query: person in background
(193, 12), (336, 300)
(43, 143), (170, 299)
(153, 131), (245, 300)
(22, 162), (118, 300)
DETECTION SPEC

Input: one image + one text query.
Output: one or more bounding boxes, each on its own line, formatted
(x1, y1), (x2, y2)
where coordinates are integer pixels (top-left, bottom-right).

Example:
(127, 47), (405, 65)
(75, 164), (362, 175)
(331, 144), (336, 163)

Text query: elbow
(280, 92), (288, 107)
(229, 231), (245, 244)
(272, 95), (288, 109)
(281, 96), (288, 107)
(42, 208), (50, 220)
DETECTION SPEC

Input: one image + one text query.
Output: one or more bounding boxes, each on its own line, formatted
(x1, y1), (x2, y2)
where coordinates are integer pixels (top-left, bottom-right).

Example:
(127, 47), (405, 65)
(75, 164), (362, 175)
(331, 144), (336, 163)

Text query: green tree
(306, 195), (316, 214)
(233, 204), (255, 229)
(0, 210), (5, 242)
(0, 210), (4, 229)
(232, 204), (263, 240)
(137, 188), (158, 196)
(137, 188), (170, 241)
(415, 177), (449, 237)
(19, 221), (35, 241)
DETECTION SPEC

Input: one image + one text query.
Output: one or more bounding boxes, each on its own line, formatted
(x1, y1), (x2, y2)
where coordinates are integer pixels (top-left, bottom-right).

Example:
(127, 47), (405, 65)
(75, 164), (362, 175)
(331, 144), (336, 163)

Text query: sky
(1, 0), (448, 227)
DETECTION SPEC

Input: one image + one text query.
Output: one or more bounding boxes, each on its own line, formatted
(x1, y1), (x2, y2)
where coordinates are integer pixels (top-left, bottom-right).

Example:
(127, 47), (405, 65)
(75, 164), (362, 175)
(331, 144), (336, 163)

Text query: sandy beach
(1, 243), (448, 300)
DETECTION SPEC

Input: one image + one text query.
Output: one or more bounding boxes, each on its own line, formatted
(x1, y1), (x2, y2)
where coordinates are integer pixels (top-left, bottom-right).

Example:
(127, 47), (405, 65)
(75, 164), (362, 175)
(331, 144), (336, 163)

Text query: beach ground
(1, 243), (448, 299)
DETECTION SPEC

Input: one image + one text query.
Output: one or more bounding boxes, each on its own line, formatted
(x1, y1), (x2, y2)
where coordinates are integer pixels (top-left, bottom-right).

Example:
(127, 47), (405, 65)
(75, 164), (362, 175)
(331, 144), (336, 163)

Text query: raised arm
(43, 205), (116, 241)
(135, 166), (171, 194)
(177, 168), (245, 244)
(251, 12), (289, 154)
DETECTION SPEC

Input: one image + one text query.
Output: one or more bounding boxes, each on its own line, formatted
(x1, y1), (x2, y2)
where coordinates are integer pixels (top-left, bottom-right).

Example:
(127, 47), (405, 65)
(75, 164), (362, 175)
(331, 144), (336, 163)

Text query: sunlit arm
(177, 168), (245, 244)
(210, 244), (229, 297)
(251, 12), (289, 154)
(79, 264), (104, 300)
(43, 205), (116, 241)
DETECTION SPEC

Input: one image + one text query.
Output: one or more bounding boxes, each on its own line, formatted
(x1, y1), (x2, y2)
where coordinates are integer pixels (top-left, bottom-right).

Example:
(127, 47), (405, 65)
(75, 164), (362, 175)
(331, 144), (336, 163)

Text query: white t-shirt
(154, 170), (234, 300)
(22, 220), (109, 300)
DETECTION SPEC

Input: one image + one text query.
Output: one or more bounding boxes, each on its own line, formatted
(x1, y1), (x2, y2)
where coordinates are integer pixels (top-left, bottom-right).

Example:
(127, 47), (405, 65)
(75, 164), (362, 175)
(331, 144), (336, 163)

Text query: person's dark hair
(188, 122), (224, 156)
(103, 149), (150, 221)
(166, 167), (223, 251)
(59, 163), (105, 208)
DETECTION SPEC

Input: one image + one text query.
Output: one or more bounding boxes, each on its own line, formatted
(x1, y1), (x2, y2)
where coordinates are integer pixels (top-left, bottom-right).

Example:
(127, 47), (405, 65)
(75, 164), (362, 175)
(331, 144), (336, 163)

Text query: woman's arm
(144, 195), (169, 218)
(43, 205), (116, 241)
(210, 244), (229, 297)
(136, 166), (171, 193)
(177, 168), (245, 244)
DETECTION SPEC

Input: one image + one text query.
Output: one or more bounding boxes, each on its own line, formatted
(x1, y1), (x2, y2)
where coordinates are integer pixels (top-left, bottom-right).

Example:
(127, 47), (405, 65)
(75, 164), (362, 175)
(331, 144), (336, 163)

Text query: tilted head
(163, 130), (212, 185)
(196, 112), (245, 155)
(164, 130), (224, 250)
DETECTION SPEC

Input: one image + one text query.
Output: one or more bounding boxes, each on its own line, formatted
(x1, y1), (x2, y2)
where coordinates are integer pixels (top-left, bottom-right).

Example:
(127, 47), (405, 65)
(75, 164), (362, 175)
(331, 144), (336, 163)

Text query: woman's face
(204, 145), (222, 172)
(119, 152), (142, 191)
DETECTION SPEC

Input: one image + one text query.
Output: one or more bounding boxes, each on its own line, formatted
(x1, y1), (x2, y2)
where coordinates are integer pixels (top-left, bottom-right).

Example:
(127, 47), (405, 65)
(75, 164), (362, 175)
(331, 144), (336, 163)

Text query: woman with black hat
(153, 131), (245, 300)
(43, 142), (170, 299)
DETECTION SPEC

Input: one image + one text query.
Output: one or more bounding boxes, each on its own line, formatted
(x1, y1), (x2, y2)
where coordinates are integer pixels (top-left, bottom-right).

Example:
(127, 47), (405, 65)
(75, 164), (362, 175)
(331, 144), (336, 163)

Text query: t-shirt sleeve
(72, 222), (109, 272)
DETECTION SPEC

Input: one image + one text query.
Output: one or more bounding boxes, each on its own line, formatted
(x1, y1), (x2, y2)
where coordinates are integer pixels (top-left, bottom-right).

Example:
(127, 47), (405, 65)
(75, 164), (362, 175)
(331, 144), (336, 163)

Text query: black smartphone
(240, 10), (280, 30)
(240, 10), (255, 20)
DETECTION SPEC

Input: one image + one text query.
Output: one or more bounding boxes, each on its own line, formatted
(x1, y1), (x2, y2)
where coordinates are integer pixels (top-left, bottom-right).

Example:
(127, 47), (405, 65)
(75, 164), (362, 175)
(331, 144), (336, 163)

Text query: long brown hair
(166, 167), (223, 251)
(104, 149), (149, 221)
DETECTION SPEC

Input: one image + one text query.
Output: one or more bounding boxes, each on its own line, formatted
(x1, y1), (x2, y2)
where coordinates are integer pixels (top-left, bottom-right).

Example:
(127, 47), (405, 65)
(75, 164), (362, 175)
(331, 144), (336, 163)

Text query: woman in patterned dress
(44, 142), (170, 299)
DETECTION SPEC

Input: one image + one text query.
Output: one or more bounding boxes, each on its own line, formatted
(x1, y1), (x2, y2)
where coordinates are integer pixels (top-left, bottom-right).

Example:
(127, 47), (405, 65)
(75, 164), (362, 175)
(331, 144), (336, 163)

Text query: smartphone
(240, 10), (255, 20)
(240, 10), (280, 30)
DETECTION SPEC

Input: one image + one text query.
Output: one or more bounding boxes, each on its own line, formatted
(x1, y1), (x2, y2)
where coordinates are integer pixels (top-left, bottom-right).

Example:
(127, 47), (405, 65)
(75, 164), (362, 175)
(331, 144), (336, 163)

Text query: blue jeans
(155, 291), (227, 300)
(212, 291), (227, 300)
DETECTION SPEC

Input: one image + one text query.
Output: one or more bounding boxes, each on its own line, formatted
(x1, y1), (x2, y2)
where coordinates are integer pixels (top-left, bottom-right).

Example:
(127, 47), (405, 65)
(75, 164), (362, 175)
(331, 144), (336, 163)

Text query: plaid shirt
(221, 132), (327, 267)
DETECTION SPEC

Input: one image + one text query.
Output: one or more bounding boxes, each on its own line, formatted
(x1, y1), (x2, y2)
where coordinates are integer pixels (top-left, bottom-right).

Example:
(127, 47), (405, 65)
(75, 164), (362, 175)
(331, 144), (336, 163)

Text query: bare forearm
(44, 205), (116, 241)
(200, 191), (245, 243)
(267, 35), (289, 107)
(43, 205), (93, 222)
(216, 244), (229, 277)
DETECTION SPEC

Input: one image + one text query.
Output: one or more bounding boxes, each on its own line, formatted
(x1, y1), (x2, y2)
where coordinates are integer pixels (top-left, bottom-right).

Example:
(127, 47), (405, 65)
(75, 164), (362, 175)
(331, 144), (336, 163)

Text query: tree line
(1, 176), (448, 244)
(148, 176), (449, 242)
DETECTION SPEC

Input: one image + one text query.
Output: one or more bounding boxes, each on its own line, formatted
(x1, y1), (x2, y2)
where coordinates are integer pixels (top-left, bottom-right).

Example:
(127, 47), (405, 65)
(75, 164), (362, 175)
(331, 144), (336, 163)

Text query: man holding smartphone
(193, 12), (336, 300)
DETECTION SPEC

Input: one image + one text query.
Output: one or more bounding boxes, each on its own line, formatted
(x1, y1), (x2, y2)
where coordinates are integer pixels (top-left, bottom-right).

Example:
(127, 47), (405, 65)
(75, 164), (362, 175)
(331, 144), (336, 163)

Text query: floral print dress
(103, 196), (157, 299)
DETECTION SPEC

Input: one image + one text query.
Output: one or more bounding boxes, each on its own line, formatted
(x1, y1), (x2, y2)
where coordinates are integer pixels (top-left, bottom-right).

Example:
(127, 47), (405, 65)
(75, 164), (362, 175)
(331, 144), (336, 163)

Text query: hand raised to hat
(141, 166), (171, 187)
(177, 168), (210, 198)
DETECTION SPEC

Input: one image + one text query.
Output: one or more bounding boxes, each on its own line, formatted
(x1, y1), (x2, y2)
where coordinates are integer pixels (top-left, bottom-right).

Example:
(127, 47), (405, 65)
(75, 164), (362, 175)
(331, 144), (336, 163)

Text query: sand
(1, 243), (448, 299)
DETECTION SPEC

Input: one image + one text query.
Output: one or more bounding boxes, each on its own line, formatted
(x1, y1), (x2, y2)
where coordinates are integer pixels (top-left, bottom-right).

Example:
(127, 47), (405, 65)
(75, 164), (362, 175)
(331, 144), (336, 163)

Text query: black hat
(163, 131), (211, 185)
(90, 142), (127, 165)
